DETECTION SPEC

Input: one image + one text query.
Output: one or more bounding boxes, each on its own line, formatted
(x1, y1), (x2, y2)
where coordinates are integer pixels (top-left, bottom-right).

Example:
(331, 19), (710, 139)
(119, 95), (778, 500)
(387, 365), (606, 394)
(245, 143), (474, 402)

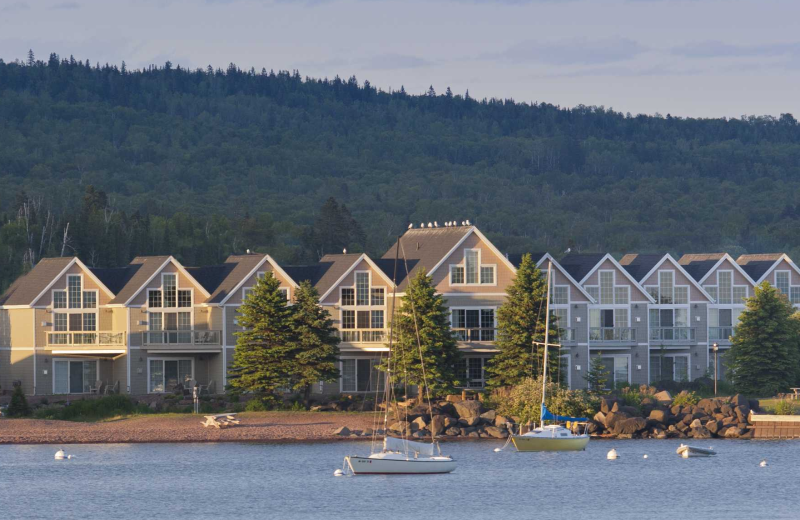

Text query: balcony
(709, 327), (736, 344)
(46, 331), (126, 349)
(649, 327), (696, 344)
(453, 328), (496, 342)
(142, 330), (221, 348)
(338, 330), (386, 343)
(560, 328), (577, 344)
(589, 327), (637, 344)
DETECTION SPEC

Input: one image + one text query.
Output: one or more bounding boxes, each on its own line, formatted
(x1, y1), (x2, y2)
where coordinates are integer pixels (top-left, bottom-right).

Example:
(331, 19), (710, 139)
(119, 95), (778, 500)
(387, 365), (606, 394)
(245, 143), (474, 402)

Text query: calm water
(1, 439), (797, 520)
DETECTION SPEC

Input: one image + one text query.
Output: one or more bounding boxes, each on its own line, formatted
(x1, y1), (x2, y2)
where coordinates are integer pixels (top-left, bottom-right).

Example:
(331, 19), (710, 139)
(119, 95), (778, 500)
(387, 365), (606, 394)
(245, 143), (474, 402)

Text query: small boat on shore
(677, 444), (716, 458)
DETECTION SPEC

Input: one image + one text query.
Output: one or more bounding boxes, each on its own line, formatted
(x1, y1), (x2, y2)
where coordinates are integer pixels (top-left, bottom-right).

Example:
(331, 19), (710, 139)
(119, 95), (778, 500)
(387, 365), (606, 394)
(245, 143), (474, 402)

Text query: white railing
(338, 330), (386, 343)
(46, 331), (125, 346)
(452, 328), (496, 342)
(709, 327), (736, 342)
(142, 330), (222, 346)
(649, 327), (696, 342)
(589, 327), (637, 342)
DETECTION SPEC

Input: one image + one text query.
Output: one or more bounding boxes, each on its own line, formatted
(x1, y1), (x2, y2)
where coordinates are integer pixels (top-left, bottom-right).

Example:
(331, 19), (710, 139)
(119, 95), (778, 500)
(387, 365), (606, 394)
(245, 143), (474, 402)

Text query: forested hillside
(2, 51), (800, 292)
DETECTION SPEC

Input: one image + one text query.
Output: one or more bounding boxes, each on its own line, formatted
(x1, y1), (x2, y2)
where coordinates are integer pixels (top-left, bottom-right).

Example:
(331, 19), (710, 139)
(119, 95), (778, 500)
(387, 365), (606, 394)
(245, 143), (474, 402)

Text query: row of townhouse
(1, 224), (799, 396)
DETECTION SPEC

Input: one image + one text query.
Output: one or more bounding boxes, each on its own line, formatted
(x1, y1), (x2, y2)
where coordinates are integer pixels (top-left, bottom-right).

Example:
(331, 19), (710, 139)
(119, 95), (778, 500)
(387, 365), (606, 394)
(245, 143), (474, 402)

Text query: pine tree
(385, 268), (462, 396)
(485, 254), (560, 388)
(729, 282), (800, 396)
(288, 281), (340, 408)
(228, 272), (295, 402)
(584, 353), (609, 394)
(7, 384), (31, 417)
(27, 49), (35, 67)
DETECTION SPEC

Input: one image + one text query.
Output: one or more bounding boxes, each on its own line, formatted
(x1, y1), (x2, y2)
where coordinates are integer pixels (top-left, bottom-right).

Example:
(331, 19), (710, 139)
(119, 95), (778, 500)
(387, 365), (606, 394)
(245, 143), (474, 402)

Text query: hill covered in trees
(2, 51), (800, 291)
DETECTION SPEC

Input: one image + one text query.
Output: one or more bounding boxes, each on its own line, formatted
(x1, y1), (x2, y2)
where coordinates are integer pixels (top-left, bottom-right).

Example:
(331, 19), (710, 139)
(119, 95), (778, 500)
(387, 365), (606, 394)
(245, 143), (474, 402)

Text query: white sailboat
(511, 260), (591, 452)
(344, 238), (456, 475)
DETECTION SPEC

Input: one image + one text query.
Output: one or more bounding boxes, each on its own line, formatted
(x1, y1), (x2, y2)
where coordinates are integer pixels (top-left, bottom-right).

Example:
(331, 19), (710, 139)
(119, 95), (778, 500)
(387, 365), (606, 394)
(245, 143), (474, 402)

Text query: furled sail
(541, 403), (588, 423)
(384, 436), (435, 457)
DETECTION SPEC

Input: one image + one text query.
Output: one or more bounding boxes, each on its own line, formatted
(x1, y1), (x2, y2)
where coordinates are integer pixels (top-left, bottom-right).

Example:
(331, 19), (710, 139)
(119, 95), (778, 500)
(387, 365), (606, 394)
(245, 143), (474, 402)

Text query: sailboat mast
(540, 261), (552, 423)
(384, 236), (401, 434)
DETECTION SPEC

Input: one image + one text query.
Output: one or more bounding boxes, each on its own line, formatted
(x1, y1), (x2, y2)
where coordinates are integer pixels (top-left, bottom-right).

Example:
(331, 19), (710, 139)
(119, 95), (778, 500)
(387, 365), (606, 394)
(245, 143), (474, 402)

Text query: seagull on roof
(343, 248), (347, 254)
(427, 222), (433, 228)
(434, 221), (438, 227)
(461, 221), (465, 226)
(564, 247), (571, 254)
(466, 219), (471, 225)
(408, 223), (413, 229)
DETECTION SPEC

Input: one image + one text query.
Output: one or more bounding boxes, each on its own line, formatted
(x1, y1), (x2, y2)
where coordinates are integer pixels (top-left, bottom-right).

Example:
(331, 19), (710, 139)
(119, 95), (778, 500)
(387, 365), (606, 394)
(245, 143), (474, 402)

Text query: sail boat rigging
(510, 260), (591, 452)
(343, 235), (456, 475)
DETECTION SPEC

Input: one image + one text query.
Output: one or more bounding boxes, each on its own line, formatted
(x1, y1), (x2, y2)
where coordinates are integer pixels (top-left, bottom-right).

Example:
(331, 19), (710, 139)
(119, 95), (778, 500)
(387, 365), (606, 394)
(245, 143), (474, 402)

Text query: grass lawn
(757, 398), (798, 414)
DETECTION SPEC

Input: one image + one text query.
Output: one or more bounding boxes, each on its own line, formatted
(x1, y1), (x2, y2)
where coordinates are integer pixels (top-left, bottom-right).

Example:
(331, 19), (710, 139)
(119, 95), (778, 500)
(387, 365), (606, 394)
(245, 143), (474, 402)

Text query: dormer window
(49, 274), (99, 345)
(339, 271), (386, 343)
(450, 249), (495, 286)
(586, 271), (628, 305)
(645, 271), (689, 305)
(703, 270), (748, 304)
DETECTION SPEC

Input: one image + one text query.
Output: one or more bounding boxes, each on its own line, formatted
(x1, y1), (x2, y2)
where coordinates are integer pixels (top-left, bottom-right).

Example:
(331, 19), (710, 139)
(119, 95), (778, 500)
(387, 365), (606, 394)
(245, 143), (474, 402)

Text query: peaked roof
(316, 253), (396, 300)
(535, 253), (596, 303)
(89, 267), (133, 295)
(736, 253), (787, 283)
(619, 254), (666, 282)
(631, 253), (715, 302)
(206, 254), (268, 304)
(107, 256), (171, 304)
(0, 257), (75, 306)
(678, 253), (726, 282)
(558, 253), (607, 282)
(507, 252), (547, 269)
(381, 226), (473, 289)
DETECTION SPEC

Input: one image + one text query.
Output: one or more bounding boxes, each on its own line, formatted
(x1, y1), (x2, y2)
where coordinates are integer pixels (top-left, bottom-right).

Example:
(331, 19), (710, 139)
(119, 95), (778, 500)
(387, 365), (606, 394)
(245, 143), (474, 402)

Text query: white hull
(677, 444), (716, 458)
(345, 454), (456, 475)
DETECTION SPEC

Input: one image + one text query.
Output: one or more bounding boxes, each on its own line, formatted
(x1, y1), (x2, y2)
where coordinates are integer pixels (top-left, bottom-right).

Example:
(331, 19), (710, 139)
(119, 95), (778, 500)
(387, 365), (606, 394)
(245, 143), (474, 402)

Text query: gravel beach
(0, 412), (379, 445)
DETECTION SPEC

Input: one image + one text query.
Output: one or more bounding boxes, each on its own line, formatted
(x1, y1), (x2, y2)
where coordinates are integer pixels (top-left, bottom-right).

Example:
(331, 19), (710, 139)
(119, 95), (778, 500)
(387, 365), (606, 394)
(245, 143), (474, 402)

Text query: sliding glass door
(148, 359), (193, 393)
(54, 360), (97, 394)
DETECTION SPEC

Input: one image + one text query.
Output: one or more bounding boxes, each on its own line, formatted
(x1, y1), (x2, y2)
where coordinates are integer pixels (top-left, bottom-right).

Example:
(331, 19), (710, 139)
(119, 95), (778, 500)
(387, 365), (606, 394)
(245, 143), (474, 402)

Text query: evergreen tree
(385, 269), (461, 395)
(7, 385), (31, 417)
(729, 282), (800, 396)
(288, 281), (341, 408)
(228, 272), (295, 402)
(584, 353), (609, 394)
(485, 254), (560, 388)
(26, 49), (35, 67)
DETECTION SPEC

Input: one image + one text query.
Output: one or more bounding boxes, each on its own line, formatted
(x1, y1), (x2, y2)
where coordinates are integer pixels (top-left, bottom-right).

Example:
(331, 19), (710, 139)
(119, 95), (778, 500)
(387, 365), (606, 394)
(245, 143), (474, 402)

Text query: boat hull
(677, 445), (716, 458)
(345, 456), (457, 475)
(511, 434), (590, 452)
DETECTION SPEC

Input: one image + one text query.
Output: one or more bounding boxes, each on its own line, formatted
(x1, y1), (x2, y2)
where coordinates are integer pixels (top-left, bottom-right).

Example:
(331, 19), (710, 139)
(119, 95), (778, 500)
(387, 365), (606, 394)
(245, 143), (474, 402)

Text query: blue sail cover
(541, 403), (588, 422)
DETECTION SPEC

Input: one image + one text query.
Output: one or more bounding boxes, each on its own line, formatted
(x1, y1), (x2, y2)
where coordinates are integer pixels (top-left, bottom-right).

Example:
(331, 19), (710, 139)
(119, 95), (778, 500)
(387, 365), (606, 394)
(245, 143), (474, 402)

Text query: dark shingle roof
(736, 254), (784, 282)
(282, 265), (323, 287)
(108, 256), (171, 304)
(619, 254), (665, 282)
(558, 253), (606, 282)
(507, 252), (547, 269)
(204, 254), (268, 304)
(0, 257), (74, 306)
(185, 265), (229, 296)
(313, 254), (365, 295)
(90, 267), (133, 295)
(678, 253), (725, 282)
(381, 226), (472, 289)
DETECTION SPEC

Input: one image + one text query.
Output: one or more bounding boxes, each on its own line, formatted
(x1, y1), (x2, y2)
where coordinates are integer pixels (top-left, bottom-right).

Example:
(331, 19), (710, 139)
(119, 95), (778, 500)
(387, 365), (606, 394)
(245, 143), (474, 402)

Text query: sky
(1, 0), (799, 118)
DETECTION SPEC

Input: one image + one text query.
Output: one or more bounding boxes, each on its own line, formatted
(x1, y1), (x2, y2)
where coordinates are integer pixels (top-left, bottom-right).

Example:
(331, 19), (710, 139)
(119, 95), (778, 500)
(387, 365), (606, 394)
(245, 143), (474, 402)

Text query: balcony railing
(142, 330), (221, 346)
(46, 331), (125, 347)
(709, 327), (736, 342)
(589, 327), (636, 342)
(560, 328), (576, 342)
(453, 328), (496, 342)
(338, 330), (386, 343)
(649, 327), (696, 343)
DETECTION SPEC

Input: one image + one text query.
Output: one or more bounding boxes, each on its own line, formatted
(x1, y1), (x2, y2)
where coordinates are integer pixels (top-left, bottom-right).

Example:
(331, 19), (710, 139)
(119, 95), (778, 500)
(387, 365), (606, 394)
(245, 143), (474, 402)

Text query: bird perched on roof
(408, 223), (413, 229)
(466, 219), (471, 225)
(434, 221), (438, 227)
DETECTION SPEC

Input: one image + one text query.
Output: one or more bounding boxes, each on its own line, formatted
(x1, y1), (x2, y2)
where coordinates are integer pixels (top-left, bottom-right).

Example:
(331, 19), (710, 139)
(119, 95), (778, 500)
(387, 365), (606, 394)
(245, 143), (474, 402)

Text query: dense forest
(3, 51), (800, 292)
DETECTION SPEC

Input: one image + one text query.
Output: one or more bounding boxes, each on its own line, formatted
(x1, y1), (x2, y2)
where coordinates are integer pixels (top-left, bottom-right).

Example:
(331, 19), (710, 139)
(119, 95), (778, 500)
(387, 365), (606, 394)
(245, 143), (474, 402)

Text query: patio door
(54, 360), (97, 394)
(600, 356), (629, 390)
(149, 359), (193, 393)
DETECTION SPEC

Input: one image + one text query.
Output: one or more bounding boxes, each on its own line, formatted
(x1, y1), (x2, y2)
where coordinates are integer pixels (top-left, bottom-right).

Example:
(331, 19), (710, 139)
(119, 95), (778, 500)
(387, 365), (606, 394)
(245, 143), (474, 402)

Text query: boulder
(620, 405), (641, 416)
(480, 410), (497, 424)
(445, 427), (461, 436)
(594, 411), (607, 425)
(705, 420), (721, 435)
(484, 426), (508, 439)
(412, 430), (427, 439)
(458, 417), (480, 427)
(731, 394), (748, 408)
(333, 426), (351, 436)
(749, 399), (761, 413)
(735, 406), (750, 423)
(649, 409), (671, 423)
(436, 402), (457, 416)
(653, 390), (672, 403)
(739, 429), (754, 439)
(444, 416), (458, 428)
(430, 415), (447, 436)
(445, 395), (462, 403)
(697, 398), (715, 414)
(691, 426), (712, 439)
(601, 398), (619, 414)
(671, 405), (682, 415)
(681, 405), (694, 415)
(605, 411), (630, 430)
(453, 400), (483, 419)
(467, 431), (481, 438)
(725, 427), (743, 438)
(690, 418), (703, 429)
(611, 401), (621, 413)
(495, 415), (512, 427)
(412, 416), (428, 431)
(389, 421), (411, 434)
(722, 416), (737, 426)
(586, 421), (603, 435)
(613, 417), (648, 435)
(720, 404), (733, 416)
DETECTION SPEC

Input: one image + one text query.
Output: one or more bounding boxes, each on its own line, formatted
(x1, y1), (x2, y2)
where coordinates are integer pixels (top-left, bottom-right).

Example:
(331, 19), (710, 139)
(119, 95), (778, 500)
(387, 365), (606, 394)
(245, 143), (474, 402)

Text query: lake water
(1, 439), (797, 520)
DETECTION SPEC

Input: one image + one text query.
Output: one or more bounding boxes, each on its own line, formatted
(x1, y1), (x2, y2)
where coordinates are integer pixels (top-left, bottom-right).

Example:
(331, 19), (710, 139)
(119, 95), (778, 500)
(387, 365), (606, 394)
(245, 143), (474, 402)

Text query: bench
(201, 413), (240, 429)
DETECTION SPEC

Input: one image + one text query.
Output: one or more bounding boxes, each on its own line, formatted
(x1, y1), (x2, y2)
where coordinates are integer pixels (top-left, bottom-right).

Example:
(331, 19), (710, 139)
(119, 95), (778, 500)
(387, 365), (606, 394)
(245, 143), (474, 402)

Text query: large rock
(739, 428), (754, 439)
(690, 418), (703, 429)
(735, 406), (750, 423)
(586, 421), (603, 435)
(697, 398), (715, 414)
(649, 409), (671, 423)
(430, 415), (447, 436)
(619, 405), (641, 416)
(705, 419), (721, 435)
(495, 415), (512, 427)
(613, 417), (648, 435)
(594, 411), (607, 425)
(412, 416), (428, 431)
(653, 390), (672, 403)
(444, 416), (458, 428)
(691, 426), (712, 439)
(484, 426), (508, 439)
(725, 427), (744, 438)
(445, 427), (461, 436)
(605, 411), (630, 430)
(458, 417), (480, 427)
(722, 416), (738, 426)
(480, 410), (497, 424)
(671, 405), (682, 415)
(453, 400), (483, 419)
(389, 421), (411, 434)
(333, 426), (351, 436)
(601, 398), (619, 414)
(731, 394), (749, 408)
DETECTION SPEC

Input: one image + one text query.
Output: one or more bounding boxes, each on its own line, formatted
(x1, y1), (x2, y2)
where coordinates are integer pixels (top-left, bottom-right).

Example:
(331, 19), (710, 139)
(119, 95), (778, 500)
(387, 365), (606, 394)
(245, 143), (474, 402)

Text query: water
(1, 439), (797, 520)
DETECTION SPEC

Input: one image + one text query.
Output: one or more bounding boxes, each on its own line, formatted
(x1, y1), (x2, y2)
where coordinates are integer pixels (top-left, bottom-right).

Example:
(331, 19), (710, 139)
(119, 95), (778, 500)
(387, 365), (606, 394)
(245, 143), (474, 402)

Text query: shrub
(199, 402), (215, 414)
(245, 398), (268, 412)
(231, 403), (244, 413)
(493, 377), (598, 424)
(31, 395), (147, 421)
(672, 391), (699, 408)
(7, 385), (31, 417)
(619, 387), (644, 409)
(775, 399), (795, 415)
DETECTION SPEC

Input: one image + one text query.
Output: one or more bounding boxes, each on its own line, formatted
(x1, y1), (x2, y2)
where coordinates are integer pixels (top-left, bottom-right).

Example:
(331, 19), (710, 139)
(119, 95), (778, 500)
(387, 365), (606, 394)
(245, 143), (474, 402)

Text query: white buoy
(760, 459), (767, 467)
(643, 454), (648, 459)
(333, 469), (344, 476)
(493, 448), (502, 452)
(54, 449), (66, 460)
(607, 448), (619, 460)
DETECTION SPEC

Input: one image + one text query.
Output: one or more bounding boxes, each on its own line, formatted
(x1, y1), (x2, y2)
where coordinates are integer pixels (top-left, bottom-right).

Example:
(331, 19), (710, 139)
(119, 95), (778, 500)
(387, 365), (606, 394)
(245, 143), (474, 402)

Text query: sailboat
(344, 237), (456, 475)
(511, 260), (591, 452)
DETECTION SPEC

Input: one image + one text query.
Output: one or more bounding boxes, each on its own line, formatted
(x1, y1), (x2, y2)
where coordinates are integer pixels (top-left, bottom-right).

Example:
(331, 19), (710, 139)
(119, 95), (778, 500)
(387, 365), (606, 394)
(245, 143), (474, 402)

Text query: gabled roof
(634, 253), (715, 302)
(214, 254), (299, 305)
(558, 253), (607, 282)
(679, 253), (756, 286)
(619, 254), (664, 282)
(186, 265), (230, 297)
(0, 257), (75, 306)
(89, 267), (133, 295)
(507, 252), (547, 269)
(736, 253), (797, 283)
(535, 253), (596, 303)
(565, 253), (656, 303)
(108, 256), (211, 305)
(317, 253), (395, 301)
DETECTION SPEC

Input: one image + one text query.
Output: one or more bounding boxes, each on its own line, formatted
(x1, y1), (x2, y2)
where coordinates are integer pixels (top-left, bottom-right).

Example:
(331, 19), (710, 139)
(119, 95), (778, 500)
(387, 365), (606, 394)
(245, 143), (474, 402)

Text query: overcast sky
(2, 0), (798, 118)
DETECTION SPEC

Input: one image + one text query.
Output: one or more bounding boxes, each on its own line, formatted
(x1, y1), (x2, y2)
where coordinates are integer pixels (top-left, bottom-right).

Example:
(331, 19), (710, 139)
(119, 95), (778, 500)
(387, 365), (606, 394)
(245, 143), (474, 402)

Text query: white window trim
(455, 356), (490, 389)
(339, 357), (384, 393)
(448, 248), (497, 287)
(52, 358), (99, 394)
(551, 285), (570, 305)
(51, 273), (99, 335)
(146, 357), (195, 394)
(595, 353), (632, 388)
(560, 354), (571, 389)
(650, 353), (691, 383)
(339, 271), (386, 310)
(146, 274), (195, 332)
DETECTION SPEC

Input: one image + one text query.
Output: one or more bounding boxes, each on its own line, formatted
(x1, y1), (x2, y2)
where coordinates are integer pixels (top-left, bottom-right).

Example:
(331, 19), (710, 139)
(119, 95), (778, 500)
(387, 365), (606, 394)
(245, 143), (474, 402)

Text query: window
(356, 311), (370, 329)
(451, 308), (496, 341)
(587, 286), (599, 301)
(674, 286), (688, 305)
(242, 288), (253, 301)
(650, 355), (689, 383)
(178, 290), (192, 308)
(53, 291), (67, 309)
(614, 286), (629, 305)
(341, 288), (355, 306)
(704, 285), (717, 302)
(599, 271), (614, 304)
(355, 272), (370, 305)
(717, 271), (732, 304)
(148, 290), (162, 308)
(68, 275), (82, 308)
(341, 359), (385, 392)
(82, 291), (96, 309)
(792, 287), (800, 304)
(450, 266), (464, 284)
(598, 356), (629, 390)
(54, 360), (97, 394)
(83, 313), (96, 332)
(278, 287), (289, 302)
(148, 359), (193, 393)
(163, 274), (177, 308)
(370, 288), (384, 306)
(465, 250), (479, 284)
(54, 313), (68, 331)
(646, 286), (658, 301)
(776, 271), (790, 295)
(341, 310), (355, 329)
(551, 286), (569, 305)
(371, 310), (384, 329)
(658, 271), (673, 304)
(733, 286), (747, 302)
(149, 312), (163, 331)
(455, 357), (489, 388)
(614, 308), (629, 329)
(480, 266), (495, 285)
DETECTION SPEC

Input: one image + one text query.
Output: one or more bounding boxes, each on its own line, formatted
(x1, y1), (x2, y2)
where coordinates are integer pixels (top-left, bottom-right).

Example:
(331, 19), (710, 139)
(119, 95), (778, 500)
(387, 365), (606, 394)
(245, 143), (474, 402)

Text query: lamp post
(712, 342), (719, 396)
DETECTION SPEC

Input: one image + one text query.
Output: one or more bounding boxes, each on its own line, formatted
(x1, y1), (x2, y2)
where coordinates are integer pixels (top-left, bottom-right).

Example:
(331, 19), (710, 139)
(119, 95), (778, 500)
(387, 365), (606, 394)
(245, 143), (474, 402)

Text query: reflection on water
(1, 439), (798, 520)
